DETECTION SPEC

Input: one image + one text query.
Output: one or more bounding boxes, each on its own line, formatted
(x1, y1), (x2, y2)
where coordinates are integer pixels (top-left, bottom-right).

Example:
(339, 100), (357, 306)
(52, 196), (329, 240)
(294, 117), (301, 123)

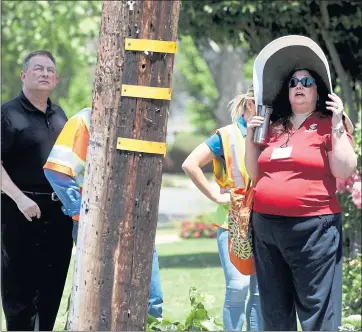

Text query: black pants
(252, 212), (342, 331)
(1, 194), (73, 331)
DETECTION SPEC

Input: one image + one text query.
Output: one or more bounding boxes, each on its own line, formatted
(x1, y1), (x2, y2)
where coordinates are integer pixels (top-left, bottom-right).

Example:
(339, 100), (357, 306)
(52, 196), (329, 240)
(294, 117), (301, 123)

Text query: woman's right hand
(247, 116), (265, 130)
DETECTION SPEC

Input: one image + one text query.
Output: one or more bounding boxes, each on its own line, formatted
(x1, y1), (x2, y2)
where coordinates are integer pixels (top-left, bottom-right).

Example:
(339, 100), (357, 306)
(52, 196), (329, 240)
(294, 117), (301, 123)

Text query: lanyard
(280, 113), (314, 148)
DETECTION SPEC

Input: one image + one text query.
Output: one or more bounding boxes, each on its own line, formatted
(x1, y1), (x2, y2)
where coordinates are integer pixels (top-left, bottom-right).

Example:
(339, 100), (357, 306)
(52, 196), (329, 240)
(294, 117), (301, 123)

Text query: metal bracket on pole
(119, 37), (176, 153)
(121, 84), (172, 100)
(125, 38), (177, 54)
(117, 138), (166, 156)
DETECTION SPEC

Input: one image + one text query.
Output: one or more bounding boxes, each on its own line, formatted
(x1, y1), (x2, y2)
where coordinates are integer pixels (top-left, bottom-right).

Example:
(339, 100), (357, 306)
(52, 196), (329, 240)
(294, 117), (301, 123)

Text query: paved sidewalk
(155, 233), (180, 245)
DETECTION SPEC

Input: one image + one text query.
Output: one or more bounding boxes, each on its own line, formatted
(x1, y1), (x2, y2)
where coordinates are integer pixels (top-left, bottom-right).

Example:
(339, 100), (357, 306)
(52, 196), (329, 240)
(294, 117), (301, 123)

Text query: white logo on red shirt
(305, 123), (317, 132)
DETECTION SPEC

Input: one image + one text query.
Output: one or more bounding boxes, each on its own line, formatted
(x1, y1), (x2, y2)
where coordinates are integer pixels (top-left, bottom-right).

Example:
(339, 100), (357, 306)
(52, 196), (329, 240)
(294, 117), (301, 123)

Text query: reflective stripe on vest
(45, 108), (91, 188)
(212, 123), (248, 191)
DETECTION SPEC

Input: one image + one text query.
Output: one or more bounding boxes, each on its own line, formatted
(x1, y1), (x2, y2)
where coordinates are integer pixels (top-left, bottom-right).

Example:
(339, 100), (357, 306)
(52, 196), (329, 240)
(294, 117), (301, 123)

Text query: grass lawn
(1, 237), (225, 331)
(157, 238), (224, 324)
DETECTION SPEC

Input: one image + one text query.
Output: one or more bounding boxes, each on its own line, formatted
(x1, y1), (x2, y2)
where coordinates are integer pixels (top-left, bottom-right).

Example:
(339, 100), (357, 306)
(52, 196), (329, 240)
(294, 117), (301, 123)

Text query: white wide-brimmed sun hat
(253, 35), (354, 133)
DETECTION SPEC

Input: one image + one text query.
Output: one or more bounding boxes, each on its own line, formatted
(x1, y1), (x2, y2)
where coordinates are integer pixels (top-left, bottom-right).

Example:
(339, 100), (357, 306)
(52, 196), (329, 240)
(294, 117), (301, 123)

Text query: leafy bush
(337, 115), (362, 257)
(341, 315), (362, 331)
(147, 287), (223, 331)
(338, 117), (362, 318)
(343, 255), (362, 317)
(336, 168), (361, 260)
(339, 324), (360, 331)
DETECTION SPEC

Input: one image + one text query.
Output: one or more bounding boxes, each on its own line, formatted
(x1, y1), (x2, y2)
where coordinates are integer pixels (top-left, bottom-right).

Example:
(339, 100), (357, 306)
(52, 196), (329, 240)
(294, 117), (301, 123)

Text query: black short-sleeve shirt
(1, 91), (68, 192)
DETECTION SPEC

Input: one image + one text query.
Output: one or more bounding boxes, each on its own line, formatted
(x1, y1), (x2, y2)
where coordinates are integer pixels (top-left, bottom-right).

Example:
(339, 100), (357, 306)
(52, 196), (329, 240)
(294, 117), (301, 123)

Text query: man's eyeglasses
(289, 77), (315, 88)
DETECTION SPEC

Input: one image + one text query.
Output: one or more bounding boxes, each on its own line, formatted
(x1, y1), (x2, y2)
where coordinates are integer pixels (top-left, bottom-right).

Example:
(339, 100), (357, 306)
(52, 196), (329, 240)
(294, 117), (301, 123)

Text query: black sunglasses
(289, 77), (315, 88)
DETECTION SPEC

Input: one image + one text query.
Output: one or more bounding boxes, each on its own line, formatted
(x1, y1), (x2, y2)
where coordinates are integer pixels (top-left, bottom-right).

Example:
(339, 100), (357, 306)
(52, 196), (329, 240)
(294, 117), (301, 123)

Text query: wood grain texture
(67, 1), (180, 330)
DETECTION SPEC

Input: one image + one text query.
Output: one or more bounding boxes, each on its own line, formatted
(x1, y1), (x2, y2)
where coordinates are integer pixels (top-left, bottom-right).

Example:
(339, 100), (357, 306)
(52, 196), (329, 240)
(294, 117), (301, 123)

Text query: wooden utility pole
(67, 1), (181, 330)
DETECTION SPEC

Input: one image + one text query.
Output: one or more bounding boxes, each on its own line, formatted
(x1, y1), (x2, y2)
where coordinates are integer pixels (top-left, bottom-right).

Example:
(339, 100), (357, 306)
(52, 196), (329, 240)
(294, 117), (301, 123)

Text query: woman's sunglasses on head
(289, 77), (315, 88)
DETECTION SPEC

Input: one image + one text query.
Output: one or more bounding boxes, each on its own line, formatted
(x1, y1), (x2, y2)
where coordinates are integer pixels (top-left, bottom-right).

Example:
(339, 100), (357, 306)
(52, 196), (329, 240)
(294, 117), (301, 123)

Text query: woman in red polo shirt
(246, 69), (357, 331)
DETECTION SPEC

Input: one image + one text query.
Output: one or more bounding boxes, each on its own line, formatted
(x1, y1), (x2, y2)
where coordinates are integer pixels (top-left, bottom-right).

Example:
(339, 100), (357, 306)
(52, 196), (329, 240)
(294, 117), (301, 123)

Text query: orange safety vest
(212, 123), (255, 275)
(212, 123), (249, 228)
(44, 107), (91, 220)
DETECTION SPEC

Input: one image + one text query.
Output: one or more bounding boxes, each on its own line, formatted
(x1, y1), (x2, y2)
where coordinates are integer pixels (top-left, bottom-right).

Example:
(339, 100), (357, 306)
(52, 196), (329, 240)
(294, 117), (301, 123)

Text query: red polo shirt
(253, 113), (353, 217)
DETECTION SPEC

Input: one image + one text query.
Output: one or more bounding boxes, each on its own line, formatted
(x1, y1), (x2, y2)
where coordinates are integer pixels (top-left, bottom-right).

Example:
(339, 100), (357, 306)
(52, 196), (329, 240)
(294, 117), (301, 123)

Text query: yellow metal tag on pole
(121, 85), (172, 100)
(117, 138), (166, 156)
(125, 38), (177, 54)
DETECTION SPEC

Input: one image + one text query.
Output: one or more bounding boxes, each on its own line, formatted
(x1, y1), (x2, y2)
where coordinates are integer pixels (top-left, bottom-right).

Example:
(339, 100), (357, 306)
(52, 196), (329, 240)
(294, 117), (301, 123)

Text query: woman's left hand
(326, 93), (344, 125)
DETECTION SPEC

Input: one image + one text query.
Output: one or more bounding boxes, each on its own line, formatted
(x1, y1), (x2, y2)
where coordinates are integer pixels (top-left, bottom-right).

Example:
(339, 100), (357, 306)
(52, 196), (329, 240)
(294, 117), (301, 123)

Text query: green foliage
(180, 1), (361, 75)
(175, 36), (218, 135)
(337, 120), (362, 239)
(341, 315), (362, 331)
(179, 0), (362, 118)
(147, 288), (223, 331)
(337, 191), (361, 251)
(170, 132), (208, 154)
(243, 55), (255, 82)
(339, 324), (360, 331)
(338, 123), (362, 318)
(353, 112), (362, 170)
(58, 67), (93, 118)
(1, 0), (101, 116)
(166, 132), (210, 172)
(343, 256), (362, 318)
(175, 35), (255, 133)
(196, 212), (217, 224)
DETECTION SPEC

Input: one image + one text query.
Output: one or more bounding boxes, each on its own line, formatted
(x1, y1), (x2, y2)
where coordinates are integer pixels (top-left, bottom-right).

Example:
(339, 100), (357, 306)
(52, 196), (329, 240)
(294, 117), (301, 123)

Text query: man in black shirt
(1, 50), (73, 331)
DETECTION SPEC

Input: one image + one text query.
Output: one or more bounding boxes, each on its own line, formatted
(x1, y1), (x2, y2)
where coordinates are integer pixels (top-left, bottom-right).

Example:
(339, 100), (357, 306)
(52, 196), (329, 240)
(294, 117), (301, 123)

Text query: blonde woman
(182, 86), (263, 331)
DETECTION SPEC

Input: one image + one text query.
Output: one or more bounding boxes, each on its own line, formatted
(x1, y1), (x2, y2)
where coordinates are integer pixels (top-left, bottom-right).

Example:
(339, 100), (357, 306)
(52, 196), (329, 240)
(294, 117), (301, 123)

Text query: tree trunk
(198, 42), (247, 128)
(318, 1), (357, 124)
(319, 28), (357, 124)
(67, 1), (180, 331)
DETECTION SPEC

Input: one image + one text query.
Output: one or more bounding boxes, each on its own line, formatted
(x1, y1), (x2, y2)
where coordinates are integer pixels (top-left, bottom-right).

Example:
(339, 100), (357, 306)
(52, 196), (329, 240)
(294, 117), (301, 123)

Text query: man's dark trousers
(1, 194), (73, 331)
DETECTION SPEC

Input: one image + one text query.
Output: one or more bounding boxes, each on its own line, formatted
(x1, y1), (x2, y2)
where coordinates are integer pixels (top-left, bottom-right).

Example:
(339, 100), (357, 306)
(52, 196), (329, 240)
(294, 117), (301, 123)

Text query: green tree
(1, 0), (101, 116)
(175, 36), (219, 134)
(175, 35), (257, 132)
(180, 0), (362, 124)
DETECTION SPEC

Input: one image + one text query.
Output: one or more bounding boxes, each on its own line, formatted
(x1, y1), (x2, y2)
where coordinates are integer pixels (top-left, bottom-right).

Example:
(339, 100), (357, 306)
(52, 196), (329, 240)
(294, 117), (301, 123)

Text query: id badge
(271, 146), (292, 160)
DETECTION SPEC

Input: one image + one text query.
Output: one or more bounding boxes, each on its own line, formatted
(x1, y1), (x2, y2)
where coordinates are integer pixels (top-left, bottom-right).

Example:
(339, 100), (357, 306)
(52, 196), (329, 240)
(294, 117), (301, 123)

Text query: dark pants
(1, 194), (73, 331)
(252, 212), (342, 331)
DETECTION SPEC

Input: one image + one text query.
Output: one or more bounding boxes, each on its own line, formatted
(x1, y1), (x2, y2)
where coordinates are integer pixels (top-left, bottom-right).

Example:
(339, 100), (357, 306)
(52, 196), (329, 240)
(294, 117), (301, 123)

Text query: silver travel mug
(253, 105), (273, 145)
